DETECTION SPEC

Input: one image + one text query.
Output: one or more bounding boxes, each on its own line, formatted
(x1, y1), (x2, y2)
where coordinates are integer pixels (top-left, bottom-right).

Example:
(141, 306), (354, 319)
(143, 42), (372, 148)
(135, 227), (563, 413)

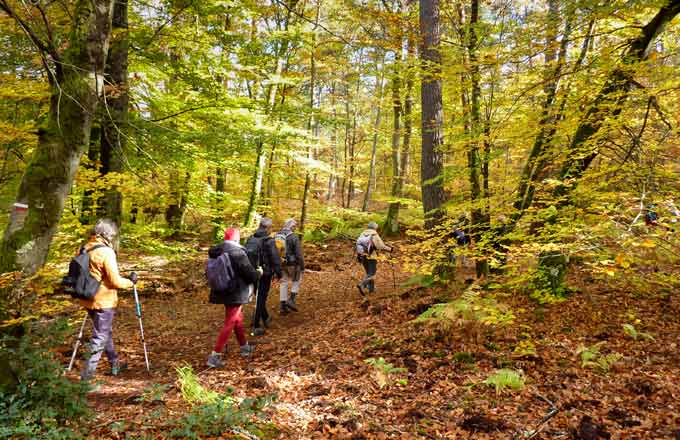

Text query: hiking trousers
(214, 305), (247, 353)
(81, 308), (118, 380)
(360, 258), (378, 293)
(279, 266), (301, 302)
(253, 274), (273, 328)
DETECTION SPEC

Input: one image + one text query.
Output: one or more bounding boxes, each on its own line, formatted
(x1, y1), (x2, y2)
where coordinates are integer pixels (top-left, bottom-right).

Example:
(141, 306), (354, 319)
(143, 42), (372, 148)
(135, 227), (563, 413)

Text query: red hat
(224, 227), (240, 241)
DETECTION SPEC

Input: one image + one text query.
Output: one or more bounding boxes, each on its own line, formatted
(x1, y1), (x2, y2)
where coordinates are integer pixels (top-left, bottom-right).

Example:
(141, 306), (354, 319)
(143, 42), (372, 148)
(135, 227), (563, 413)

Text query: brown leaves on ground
(60, 240), (680, 439)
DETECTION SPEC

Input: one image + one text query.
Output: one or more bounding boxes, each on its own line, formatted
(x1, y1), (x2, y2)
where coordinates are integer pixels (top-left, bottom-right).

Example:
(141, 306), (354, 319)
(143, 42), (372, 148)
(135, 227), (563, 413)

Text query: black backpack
(244, 236), (265, 268)
(62, 244), (106, 300)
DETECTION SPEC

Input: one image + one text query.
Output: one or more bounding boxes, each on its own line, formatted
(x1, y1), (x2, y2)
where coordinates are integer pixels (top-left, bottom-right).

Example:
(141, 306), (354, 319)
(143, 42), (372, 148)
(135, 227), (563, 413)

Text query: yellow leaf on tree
(641, 240), (656, 248)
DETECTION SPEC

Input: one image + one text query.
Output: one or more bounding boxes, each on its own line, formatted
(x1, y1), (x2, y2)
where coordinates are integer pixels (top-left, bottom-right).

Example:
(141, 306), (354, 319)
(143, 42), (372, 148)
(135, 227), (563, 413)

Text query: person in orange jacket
(80, 219), (134, 381)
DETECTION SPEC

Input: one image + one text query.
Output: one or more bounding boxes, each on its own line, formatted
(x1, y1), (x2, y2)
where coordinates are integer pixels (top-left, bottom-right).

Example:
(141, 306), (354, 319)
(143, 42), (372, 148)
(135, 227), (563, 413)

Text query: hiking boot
(206, 352), (224, 368)
(290, 292), (298, 307)
(356, 283), (365, 296)
(280, 301), (289, 315)
(263, 316), (272, 328)
(240, 344), (254, 358)
(110, 360), (128, 376)
(251, 327), (265, 336)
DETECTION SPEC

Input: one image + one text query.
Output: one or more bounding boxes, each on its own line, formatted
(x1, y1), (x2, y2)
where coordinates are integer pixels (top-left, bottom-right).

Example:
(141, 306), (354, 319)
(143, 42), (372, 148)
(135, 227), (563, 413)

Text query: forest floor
(60, 239), (680, 439)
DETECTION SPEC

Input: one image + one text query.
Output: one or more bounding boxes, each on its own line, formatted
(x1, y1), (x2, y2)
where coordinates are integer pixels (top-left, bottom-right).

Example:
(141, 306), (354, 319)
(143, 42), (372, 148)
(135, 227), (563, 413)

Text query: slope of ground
(60, 239), (680, 439)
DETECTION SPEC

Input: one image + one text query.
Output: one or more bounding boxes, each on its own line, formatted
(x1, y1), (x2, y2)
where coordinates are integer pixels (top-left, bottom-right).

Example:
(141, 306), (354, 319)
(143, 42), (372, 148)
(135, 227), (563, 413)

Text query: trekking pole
(66, 314), (89, 372)
(131, 273), (150, 372)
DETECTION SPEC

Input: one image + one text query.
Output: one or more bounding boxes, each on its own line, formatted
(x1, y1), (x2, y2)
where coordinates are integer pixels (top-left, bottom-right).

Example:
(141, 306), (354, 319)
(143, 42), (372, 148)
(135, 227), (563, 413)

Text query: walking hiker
(78, 219), (135, 381)
(245, 218), (282, 336)
(206, 227), (260, 368)
(356, 222), (392, 295)
(276, 218), (304, 314)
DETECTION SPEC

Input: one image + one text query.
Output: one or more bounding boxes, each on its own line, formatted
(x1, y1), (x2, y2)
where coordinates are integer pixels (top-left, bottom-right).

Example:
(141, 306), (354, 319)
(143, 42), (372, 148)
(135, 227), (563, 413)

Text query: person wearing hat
(276, 218), (304, 314)
(79, 219), (135, 381)
(206, 227), (260, 368)
(356, 221), (392, 295)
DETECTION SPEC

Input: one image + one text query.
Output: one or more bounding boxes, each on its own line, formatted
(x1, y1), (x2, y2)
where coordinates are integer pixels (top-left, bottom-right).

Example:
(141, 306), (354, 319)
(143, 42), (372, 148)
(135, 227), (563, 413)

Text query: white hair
(93, 219), (118, 242)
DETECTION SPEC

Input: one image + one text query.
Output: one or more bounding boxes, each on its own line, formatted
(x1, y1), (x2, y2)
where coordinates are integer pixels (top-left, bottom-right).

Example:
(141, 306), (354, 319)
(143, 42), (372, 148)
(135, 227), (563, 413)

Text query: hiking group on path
(65, 216), (394, 380)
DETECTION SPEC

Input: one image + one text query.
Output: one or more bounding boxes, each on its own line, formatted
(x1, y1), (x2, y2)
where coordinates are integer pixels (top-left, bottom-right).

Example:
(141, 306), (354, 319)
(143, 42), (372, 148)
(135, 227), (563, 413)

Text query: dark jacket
(279, 228), (304, 270)
(209, 240), (259, 305)
(251, 227), (283, 278)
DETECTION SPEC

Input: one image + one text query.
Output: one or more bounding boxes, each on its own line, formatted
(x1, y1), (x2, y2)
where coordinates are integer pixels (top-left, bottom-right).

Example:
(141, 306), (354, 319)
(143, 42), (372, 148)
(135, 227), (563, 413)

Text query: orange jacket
(79, 237), (133, 310)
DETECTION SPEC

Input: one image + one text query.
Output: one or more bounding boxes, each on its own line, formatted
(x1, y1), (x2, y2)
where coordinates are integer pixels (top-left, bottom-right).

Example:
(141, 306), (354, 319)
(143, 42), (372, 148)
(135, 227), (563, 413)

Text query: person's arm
(372, 234), (392, 252)
(267, 239), (283, 278)
(101, 248), (134, 289)
(234, 249), (259, 284)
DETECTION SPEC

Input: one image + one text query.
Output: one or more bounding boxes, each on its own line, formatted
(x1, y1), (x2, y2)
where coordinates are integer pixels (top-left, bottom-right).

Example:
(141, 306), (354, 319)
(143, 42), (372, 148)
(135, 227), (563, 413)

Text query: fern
(622, 324), (654, 341)
(483, 369), (525, 394)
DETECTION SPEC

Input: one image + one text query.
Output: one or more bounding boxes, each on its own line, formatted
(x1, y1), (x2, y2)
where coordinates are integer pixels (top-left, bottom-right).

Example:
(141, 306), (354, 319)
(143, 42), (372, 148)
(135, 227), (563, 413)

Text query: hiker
(79, 219), (135, 381)
(276, 218), (304, 314)
(245, 218), (282, 336)
(206, 227), (260, 368)
(356, 222), (392, 295)
(645, 204), (658, 226)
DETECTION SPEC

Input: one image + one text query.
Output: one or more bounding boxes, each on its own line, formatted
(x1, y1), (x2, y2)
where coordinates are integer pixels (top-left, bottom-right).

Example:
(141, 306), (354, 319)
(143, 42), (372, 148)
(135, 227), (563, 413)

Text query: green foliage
(414, 287), (515, 327)
(529, 251), (570, 304)
(0, 320), (91, 439)
(364, 357), (408, 389)
(483, 369), (525, 394)
(176, 365), (224, 405)
(452, 352), (476, 364)
(304, 207), (384, 243)
(575, 342), (622, 374)
(622, 324), (654, 341)
(513, 340), (537, 357)
(136, 383), (171, 404)
(169, 365), (274, 438)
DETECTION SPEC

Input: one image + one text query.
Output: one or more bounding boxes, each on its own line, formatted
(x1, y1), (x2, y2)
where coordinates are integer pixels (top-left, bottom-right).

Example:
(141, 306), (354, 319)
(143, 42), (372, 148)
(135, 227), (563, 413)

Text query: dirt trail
(67, 240), (680, 439)
(76, 240), (418, 438)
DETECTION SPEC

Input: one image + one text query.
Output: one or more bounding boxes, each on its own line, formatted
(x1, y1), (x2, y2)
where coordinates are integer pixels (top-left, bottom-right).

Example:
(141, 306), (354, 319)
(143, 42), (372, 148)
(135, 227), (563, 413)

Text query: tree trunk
(0, 0), (115, 276)
(300, 0), (320, 234)
(419, 0), (446, 229)
(401, 34), (414, 186)
(99, 0), (128, 226)
(362, 59), (385, 212)
(555, 1), (680, 199)
(385, 63), (402, 232)
(165, 171), (190, 231)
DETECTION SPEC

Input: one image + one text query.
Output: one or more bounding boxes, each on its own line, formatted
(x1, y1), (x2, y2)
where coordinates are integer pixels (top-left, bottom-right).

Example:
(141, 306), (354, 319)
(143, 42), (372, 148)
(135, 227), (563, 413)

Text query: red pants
(214, 305), (246, 352)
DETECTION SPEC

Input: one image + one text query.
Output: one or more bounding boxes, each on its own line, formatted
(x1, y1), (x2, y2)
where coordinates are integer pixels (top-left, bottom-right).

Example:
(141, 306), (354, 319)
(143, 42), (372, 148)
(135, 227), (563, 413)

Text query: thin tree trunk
(0, 0), (115, 276)
(419, 0), (446, 229)
(385, 62), (402, 232)
(362, 59), (385, 212)
(300, 0), (321, 234)
(401, 33), (414, 186)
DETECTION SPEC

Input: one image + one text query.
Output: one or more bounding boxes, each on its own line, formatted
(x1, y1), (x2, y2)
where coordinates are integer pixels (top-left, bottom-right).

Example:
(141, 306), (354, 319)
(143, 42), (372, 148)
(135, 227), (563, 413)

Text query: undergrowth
(0, 319), (90, 439)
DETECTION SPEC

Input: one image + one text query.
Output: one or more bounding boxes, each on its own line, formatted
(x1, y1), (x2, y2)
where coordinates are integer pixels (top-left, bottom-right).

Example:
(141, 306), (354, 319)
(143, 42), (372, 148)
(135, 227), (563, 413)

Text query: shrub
(0, 319), (91, 439)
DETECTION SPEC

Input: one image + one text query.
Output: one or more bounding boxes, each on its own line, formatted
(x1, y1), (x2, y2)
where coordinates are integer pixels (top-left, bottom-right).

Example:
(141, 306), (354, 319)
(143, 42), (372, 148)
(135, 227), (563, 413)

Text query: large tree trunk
(0, 0), (115, 276)
(99, 0), (128, 225)
(419, 0), (447, 229)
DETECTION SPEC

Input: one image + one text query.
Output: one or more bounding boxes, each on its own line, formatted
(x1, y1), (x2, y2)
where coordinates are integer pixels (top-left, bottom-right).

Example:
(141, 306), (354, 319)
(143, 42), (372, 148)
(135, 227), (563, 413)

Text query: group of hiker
(68, 216), (393, 379)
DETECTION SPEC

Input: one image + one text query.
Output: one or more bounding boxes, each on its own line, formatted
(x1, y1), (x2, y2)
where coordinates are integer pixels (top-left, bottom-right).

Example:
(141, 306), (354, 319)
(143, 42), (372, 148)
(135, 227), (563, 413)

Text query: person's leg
(360, 258), (371, 289)
(253, 274), (271, 328)
(367, 259), (377, 293)
(279, 268), (290, 303)
(290, 268), (301, 306)
(231, 306), (247, 346)
(214, 305), (238, 353)
(81, 309), (113, 380)
(101, 309), (118, 364)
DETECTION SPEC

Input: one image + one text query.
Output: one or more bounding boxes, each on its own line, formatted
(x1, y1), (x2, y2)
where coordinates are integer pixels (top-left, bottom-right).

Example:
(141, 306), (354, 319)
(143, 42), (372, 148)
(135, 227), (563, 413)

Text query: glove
(130, 272), (138, 284)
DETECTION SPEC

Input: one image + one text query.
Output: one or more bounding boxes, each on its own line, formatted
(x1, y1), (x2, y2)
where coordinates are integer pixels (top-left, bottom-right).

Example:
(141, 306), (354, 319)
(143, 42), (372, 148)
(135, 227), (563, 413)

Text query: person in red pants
(206, 227), (261, 368)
